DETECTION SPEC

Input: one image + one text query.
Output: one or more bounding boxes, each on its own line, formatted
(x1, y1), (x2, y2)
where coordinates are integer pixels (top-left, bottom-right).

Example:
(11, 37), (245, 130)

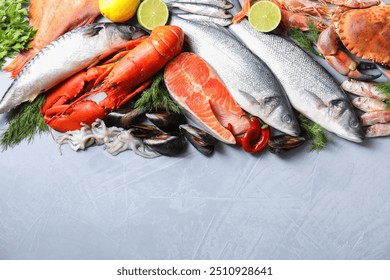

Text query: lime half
(248, 1), (281, 33)
(137, 0), (169, 30)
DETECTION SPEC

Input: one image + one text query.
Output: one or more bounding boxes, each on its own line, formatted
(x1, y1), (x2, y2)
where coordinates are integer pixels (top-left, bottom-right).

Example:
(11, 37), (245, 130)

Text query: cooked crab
(317, 3), (390, 79)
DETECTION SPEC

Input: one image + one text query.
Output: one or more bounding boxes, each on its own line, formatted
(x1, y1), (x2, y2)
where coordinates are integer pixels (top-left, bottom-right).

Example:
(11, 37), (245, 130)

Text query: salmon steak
(164, 52), (250, 144)
(4, 0), (101, 78)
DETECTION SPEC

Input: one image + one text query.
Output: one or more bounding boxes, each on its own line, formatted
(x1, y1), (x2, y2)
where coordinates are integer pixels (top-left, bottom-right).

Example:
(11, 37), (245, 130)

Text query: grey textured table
(1, 27), (390, 260)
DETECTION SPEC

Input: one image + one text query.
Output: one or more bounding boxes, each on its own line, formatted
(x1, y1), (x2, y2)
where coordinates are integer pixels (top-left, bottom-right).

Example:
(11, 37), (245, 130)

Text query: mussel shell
(145, 111), (187, 132)
(268, 135), (305, 151)
(143, 133), (187, 157)
(179, 124), (217, 156)
(104, 107), (146, 129)
(130, 124), (162, 139)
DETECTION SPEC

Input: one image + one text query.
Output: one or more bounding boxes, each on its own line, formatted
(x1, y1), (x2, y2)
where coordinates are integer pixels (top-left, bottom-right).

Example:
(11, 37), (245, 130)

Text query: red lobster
(41, 25), (184, 132)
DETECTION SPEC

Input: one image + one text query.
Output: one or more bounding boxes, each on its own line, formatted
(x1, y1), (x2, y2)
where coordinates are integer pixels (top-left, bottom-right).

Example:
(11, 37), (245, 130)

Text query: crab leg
(376, 65), (390, 80)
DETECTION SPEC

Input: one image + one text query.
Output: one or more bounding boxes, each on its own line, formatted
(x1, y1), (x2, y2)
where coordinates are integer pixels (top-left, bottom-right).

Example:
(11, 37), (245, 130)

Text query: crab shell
(334, 5), (390, 66)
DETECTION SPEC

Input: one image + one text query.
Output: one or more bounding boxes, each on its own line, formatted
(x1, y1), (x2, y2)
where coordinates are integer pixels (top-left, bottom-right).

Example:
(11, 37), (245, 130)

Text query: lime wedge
(137, 0), (169, 30)
(248, 1), (281, 33)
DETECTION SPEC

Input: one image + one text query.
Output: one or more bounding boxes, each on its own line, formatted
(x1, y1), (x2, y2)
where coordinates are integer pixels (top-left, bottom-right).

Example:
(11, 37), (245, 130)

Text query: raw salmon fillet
(164, 52), (249, 144)
(4, 0), (100, 78)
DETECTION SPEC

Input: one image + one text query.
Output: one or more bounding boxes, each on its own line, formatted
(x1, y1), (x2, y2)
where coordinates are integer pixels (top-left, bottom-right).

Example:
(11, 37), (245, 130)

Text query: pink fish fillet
(164, 52), (250, 144)
(4, 0), (100, 78)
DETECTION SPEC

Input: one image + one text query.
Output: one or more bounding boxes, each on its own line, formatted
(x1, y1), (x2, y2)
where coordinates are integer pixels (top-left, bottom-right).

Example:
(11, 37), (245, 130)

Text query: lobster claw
(43, 100), (107, 132)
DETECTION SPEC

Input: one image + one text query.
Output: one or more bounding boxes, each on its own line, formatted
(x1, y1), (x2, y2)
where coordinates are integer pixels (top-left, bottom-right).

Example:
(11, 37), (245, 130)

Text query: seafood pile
(342, 79), (390, 137)
(0, 0), (389, 158)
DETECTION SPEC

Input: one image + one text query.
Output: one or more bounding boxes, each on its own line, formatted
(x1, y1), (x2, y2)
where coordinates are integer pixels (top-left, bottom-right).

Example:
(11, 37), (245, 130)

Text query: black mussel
(145, 111), (187, 132)
(179, 124), (218, 156)
(130, 124), (162, 139)
(143, 133), (187, 157)
(104, 107), (146, 129)
(268, 135), (305, 154)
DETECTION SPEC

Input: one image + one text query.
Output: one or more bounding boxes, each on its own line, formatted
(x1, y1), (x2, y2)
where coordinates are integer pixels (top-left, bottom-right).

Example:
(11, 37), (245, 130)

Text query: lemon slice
(137, 0), (169, 30)
(99, 0), (140, 22)
(248, 1), (281, 33)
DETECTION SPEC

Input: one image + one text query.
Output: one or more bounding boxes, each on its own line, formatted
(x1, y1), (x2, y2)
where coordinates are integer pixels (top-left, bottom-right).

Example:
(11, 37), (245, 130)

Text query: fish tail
(3, 48), (38, 78)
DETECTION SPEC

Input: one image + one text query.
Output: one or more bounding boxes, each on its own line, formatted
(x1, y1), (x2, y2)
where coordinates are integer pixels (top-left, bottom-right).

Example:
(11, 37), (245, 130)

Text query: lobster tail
(151, 25), (185, 59)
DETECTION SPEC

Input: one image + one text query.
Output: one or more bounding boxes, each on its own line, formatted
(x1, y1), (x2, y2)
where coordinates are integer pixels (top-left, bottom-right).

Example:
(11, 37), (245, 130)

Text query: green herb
(135, 73), (181, 113)
(1, 95), (48, 150)
(386, 100), (390, 109)
(298, 114), (331, 151)
(376, 82), (390, 98)
(307, 20), (320, 43)
(0, 0), (36, 68)
(288, 22), (323, 58)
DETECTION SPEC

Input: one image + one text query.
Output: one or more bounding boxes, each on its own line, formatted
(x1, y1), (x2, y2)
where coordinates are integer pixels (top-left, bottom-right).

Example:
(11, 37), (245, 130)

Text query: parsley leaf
(0, 0), (36, 68)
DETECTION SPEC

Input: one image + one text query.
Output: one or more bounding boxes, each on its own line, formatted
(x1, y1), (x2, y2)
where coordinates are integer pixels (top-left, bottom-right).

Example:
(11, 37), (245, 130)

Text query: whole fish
(0, 23), (146, 114)
(176, 13), (232, 26)
(366, 123), (390, 137)
(167, 3), (233, 18)
(342, 79), (390, 101)
(164, 0), (234, 9)
(4, 0), (101, 78)
(352, 97), (388, 112)
(361, 111), (390, 126)
(169, 15), (300, 136)
(227, 0), (364, 142)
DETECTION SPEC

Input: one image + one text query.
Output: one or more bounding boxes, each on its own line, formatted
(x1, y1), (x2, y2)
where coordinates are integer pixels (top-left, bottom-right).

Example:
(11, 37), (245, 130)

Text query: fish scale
(227, 0), (364, 142)
(169, 15), (301, 136)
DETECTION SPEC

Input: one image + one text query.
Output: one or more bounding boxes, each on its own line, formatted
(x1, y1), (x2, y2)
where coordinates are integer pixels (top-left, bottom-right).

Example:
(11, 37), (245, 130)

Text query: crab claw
(43, 100), (107, 132)
(376, 64), (390, 80)
(318, 27), (381, 81)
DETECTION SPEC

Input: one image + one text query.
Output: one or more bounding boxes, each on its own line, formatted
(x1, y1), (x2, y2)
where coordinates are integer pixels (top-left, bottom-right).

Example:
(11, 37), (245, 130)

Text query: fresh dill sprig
(298, 114), (331, 151)
(376, 82), (390, 97)
(307, 20), (320, 43)
(1, 95), (48, 150)
(288, 21), (323, 58)
(386, 100), (390, 109)
(135, 73), (181, 113)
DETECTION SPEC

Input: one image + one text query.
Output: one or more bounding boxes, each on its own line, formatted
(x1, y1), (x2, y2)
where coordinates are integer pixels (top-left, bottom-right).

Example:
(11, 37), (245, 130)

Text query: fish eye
(349, 119), (359, 128)
(129, 26), (137, 33)
(282, 114), (292, 123)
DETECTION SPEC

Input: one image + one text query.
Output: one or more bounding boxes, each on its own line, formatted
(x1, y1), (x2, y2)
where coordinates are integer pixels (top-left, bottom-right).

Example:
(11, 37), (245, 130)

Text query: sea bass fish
(169, 15), (300, 136)
(228, 0), (363, 142)
(4, 0), (101, 78)
(0, 23), (146, 114)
